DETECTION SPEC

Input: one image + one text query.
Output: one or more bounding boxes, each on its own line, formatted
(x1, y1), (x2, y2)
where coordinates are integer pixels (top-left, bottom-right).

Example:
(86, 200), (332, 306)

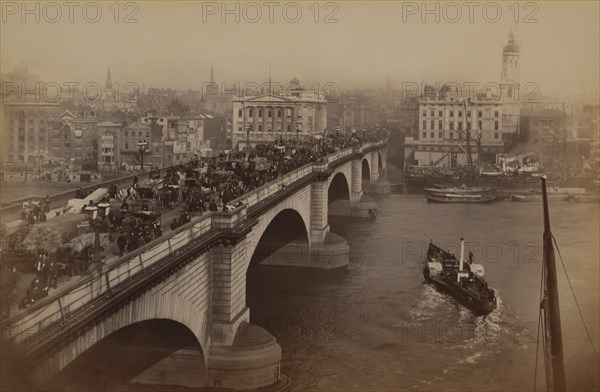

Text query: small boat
(511, 193), (542, 202)
(427, 194), (497, 203)
(563, 194), (600, 203)
(425, 185), (493, 195)
(423, 239), (497, 315)
(530, 186), (587, 195)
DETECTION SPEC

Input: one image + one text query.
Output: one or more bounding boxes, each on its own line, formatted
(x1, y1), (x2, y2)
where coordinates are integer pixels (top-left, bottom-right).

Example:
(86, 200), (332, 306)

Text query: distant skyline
(1, 1), (599, 100)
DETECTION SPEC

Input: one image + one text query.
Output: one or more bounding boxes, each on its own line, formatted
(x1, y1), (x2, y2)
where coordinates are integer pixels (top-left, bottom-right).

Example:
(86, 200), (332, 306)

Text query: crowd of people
(19, 195), (51, 224)
(156, 128), (389, 214)
(2, 128), (388, 317)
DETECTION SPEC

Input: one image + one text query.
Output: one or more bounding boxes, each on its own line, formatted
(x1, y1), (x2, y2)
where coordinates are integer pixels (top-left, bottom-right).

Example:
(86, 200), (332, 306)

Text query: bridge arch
(246, 208), (310, 272)
(362, 158), (371, 182)
(51, 319), (206, 389)
(30, 257), (213, 386)
(328, 172), (351, 204)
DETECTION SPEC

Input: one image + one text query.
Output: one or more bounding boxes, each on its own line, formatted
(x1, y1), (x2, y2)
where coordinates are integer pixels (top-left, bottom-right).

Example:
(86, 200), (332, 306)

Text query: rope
(552, 234), (599, 360)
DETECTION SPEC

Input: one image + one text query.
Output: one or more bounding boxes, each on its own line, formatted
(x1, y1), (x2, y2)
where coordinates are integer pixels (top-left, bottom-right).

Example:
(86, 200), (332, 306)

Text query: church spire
(105, 68), (112, 89)
(210, 64), (214, 83)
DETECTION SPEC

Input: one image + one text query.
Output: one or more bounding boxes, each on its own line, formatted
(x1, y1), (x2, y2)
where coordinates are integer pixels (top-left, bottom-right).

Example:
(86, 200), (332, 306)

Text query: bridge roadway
(1, 140), (390, 391)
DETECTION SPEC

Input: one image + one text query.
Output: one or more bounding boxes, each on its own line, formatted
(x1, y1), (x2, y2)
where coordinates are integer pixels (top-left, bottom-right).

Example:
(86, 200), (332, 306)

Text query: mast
(562, 102), (568, 183)
(540, 176), (567, 391)
(463, 100), (474, 181)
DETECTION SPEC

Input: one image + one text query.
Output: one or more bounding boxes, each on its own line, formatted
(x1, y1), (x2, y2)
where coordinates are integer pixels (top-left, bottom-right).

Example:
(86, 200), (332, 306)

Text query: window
(430, 120), (435, 130)
(467, 111), (471, 118)
(438, 110), (442, 117)
(422, 120), (427, 130)
(277, 109), (282, 118)
(458, 111), (463, 117)
(450, 110), (454, 117)
(297, 108), (302, 118)
(438, 132), (442, 139)
(287, 124), (291, 132)
(430, 132), (435, 138)
(430, 110), (434, 117)
(494, 132), (499, 139)
(422, 132), (426, 138)
(259, 109), (263, 117)
(458, 122), (463, 131)
(125, 142), (129, 149)
(449, 132), (454, 139)
(238, 125), (242, 132)
(450, 122), (454, 130)
(478, 121), (482, 130)
(494, 121), (499, 130)
(238, 109), (243, 117)
(439, 120), (443, 130)
(422, 110), (426, 117)
(268, 110), (272, 118)
(478, 110), (483, 117)
(494, 111), (499, 118)
(249, 108), (253, 117)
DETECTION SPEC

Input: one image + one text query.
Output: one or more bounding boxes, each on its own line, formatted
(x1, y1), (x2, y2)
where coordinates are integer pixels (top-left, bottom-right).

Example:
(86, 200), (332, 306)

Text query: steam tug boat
(423, 238), (497, 315)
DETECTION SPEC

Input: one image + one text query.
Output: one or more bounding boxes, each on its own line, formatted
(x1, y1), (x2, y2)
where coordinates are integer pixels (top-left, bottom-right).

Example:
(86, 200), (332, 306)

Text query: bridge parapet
(2, 139), (388, 391)
(2, 214), (215, 345)
(3, 140), (388, 346)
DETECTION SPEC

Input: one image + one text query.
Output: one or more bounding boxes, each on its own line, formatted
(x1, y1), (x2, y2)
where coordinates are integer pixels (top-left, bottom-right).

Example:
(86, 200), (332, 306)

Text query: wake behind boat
(423, 239), (497, 315)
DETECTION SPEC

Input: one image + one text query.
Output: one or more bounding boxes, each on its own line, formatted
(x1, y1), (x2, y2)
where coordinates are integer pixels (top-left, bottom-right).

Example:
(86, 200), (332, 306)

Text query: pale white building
(406, 96), (505, 166)
(232, 78), (327, 149)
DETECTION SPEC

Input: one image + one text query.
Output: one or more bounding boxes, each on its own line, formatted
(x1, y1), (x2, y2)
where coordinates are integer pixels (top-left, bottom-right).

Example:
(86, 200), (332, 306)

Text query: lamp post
(84, 205), (101, 264)
(85, 203), (110, 269)
(245, 123), (252, 150)
(137, 142), (148, 172)
(296, 124), (301, 143)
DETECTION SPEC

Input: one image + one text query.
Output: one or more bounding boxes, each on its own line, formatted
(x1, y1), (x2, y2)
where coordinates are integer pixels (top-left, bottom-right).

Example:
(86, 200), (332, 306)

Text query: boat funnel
(459, 238), (465, 272)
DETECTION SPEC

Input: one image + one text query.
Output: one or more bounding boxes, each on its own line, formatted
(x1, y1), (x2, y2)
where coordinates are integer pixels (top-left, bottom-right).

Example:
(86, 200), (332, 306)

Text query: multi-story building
(232, 78), (327, 149)
(97, 121), (123, 169)
(339, 94), (375, 133)
(405, 96), (504, 166)
(1, 102), (61, 164)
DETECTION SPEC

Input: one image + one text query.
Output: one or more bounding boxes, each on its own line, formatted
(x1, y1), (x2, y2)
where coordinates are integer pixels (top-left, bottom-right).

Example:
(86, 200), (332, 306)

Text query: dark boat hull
(424, 269), (496, 315)
(427, 195), (497, 203)
(424, 242), (497, 315)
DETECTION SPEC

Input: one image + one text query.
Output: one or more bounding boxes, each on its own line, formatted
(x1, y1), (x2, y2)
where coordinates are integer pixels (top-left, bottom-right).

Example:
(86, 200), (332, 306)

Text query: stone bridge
(1, 140), (389, 391)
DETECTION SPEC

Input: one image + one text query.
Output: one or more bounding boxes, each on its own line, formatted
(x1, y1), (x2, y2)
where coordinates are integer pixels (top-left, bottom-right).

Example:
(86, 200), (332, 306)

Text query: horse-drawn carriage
(159, 184), (181, 208)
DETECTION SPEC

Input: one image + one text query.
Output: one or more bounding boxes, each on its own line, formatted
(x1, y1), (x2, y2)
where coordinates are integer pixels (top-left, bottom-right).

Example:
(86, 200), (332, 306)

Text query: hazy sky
(1, 1), (599, 98)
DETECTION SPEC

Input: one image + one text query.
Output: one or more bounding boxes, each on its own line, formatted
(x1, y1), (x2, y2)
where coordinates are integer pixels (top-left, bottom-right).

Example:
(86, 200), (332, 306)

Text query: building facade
(1, 102), (61, 164)
(232, 79), (327, 149)
(406, 96), (504, 166)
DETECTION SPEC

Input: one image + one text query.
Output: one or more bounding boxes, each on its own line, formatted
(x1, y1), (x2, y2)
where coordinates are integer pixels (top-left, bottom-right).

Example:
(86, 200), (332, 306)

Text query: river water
(39, 190), (600, 391)
(248, 192), (600, 391)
